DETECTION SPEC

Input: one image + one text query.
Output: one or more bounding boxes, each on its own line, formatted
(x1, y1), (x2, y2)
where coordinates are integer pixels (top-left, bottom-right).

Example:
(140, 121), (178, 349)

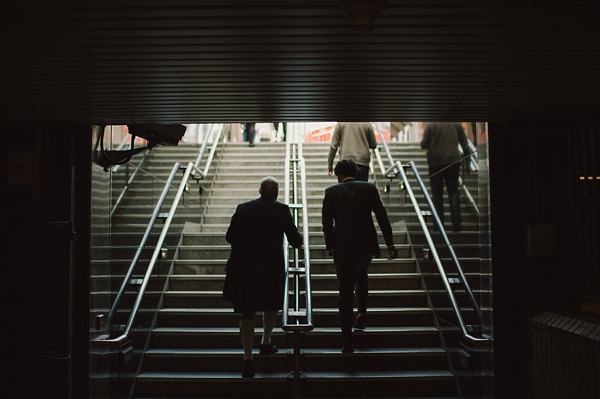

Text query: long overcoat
(224, 197), (302, 313)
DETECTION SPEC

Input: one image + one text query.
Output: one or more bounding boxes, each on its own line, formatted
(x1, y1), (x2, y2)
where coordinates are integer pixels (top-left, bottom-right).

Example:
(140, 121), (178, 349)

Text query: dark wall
(4, 123), (92, 399)
(489, 123), (599, 398)
(3, 121), (596, 399)
(89, 125), (113, 399)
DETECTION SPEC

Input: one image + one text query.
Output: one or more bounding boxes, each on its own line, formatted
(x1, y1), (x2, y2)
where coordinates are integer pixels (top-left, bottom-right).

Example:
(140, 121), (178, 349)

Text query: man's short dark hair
(334, 159), (358, 177)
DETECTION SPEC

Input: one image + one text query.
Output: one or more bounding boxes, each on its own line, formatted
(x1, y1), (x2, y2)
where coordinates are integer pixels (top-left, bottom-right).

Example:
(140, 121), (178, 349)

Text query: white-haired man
(224, 176), (303, 377)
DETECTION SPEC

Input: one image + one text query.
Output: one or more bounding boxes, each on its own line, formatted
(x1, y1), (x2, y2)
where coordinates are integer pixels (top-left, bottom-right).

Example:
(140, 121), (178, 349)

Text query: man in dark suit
(224, 176), (302, 377)
(322, 159), (398, 353)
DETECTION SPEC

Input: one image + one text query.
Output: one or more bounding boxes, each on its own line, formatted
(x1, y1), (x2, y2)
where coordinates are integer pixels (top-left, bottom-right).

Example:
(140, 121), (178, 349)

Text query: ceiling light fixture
(342, 0), (386, 33)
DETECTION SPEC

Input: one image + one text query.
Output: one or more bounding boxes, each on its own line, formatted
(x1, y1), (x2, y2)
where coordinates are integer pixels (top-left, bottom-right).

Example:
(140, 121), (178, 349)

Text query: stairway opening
(93, 122), (492, 398)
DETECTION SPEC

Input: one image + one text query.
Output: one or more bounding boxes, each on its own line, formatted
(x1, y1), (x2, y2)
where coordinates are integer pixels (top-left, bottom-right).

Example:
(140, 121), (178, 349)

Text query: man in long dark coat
(322, 159), (398, 353)
(224, 176), (302, 377)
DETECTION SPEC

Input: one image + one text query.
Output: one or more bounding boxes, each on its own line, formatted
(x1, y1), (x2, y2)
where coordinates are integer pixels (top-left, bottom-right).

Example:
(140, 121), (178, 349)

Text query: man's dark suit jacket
(224, 196), (302, 313)
(322, 179), (394, 258)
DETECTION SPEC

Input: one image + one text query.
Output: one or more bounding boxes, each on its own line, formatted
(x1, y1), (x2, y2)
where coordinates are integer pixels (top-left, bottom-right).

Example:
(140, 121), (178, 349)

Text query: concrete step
(162, 289), (428, 309)
(199, 209), (414, 222)
(180, 231), (409, 246)
(172, 257), (418, 275)
(168, 271), (422, 291)
(422, 273), (489, 291)
(110, 188), (206, 201)
(176, 244), (413, 260)
(198, 221), (460, 234)
(91, 274), (167, 291)
(111, 204), (207, 215)
(157, 307), (434, 328)
(112, 213), (205, 226)
(134, 369), (456, 398)
(308, 273), (422, 291)
(148, 326), (443, 349)
(142, 347), (448, 373)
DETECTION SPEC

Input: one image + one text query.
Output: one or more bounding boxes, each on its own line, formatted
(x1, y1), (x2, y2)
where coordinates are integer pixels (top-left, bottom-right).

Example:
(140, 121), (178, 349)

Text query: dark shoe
(452, 222), (462, 232)
(259, 343), (278, 355)
(342, 339), (354, 354)
(242, 359), (255, 378)
(248, 142), (255, 147)
(353, 314), (366, 331)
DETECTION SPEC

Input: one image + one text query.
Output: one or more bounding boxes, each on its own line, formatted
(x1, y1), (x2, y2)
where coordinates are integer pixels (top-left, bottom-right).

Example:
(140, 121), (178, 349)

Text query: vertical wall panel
(89, 125), (112, 398)
(566, 126), (599, 299)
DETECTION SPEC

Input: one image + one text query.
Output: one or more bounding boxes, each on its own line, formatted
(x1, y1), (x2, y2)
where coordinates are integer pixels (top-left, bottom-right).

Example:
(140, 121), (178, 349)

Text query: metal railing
(98, 128), (223, 345)
(110, 124), (223, 218)
(192, 123), (224, 179)
(99, 162), (205, 345)
(372, 125), (488, 344)
(110, 133), (150, 217)
(112, 133), (136, 173)
(282, 140), (314, 398)
(111, 152), (149, 218)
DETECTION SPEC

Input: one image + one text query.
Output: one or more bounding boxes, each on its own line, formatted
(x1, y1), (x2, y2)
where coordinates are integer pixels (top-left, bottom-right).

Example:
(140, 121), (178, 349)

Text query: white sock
(239, 318), (255, 360)
(262, 310), (278, 345)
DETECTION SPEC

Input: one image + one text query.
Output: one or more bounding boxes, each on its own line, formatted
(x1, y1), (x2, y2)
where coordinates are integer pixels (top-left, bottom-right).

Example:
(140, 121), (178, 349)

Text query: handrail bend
(99, 162), (205, 345)
(99, 128), (222, 345)
(193, 123), (224, 179)
(372, 126), (488, 344)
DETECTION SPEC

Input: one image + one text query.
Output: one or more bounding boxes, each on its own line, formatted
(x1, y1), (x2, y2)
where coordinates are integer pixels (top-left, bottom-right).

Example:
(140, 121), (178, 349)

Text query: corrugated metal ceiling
(1, 1), (599, 123)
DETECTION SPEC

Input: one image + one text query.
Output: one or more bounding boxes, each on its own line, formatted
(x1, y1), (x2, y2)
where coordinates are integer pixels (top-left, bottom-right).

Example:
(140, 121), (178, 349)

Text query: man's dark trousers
(334, 251), (372, 339)
(429, 162), (461, 227)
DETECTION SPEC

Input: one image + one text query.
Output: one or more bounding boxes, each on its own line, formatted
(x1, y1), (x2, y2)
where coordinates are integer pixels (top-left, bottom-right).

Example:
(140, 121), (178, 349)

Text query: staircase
(109, 141), (488, 398)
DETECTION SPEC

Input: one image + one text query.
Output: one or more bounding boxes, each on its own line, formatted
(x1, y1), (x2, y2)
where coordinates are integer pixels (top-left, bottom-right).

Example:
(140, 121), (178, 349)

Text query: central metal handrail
(372, 126), (488, 344)
(282, 140), (313, 399)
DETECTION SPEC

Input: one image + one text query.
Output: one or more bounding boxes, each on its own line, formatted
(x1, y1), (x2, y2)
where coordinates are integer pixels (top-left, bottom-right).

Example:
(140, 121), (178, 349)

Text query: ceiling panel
(1, 1), (599, 123)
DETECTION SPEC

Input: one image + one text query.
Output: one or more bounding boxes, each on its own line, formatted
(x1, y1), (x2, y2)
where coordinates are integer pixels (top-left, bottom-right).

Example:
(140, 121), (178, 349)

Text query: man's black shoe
(259, 343), (278, 355)
(242, 359), (255, 378)
(452, 222), (462, 232)
(353, 314), (366, 331)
